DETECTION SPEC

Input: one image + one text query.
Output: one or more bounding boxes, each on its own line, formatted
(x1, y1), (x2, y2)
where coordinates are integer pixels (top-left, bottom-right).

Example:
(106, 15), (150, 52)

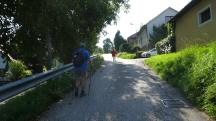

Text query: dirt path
(39, 54), (211, 121)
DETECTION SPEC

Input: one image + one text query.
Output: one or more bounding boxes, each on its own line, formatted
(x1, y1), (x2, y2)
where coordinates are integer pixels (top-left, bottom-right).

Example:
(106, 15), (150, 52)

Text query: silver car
(141, 48), (157, 58)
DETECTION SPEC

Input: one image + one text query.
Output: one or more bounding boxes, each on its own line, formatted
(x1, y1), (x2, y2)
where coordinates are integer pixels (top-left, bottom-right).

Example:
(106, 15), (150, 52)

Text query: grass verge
(0, 55), (104, 121)
(118, 52), (136, 59)
(145, 42), (216, 119)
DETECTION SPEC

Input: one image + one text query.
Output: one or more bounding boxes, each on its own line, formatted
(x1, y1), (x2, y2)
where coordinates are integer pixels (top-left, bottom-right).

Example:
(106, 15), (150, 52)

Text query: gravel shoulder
(39, 54), (211, 121)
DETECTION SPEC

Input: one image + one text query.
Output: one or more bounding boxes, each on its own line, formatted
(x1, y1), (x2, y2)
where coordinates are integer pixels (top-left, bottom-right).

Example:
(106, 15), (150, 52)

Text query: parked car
(141, 48), (157, 58)
(141, 51), (151, 58)
(149, 48), (157, 56)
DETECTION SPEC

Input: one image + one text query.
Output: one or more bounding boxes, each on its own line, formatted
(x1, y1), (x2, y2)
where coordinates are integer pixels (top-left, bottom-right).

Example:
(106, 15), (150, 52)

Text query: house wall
(138, 28), (149, 50)
(175, 0), (216, 51)
(147, 8), (178, 37)
(128, 38), (138, 46)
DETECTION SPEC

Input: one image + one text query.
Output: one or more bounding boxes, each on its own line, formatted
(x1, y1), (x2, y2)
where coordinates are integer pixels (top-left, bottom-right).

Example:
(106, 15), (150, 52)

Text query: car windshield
(150, 48), (156, 52)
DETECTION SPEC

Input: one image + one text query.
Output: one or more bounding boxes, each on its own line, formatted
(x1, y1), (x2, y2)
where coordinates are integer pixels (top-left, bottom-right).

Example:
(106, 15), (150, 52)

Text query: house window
(198, 5), (212, 25)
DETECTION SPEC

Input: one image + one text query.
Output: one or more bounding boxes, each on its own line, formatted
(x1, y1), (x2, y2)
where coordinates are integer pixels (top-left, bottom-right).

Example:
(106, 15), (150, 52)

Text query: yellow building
(174, 0), (216, 51)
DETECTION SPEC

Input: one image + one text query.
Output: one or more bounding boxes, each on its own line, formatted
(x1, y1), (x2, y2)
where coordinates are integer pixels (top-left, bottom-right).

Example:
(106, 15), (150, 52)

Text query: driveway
(39, 54), (211, 121)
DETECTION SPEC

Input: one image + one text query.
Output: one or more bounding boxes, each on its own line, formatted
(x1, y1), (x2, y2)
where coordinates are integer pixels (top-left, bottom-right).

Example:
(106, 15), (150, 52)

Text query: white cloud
(97, 0), (191, 47)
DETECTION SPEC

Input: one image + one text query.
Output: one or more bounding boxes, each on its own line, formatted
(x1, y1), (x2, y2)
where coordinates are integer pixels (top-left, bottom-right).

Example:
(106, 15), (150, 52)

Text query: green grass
(145, 42), (216, 119)
(118, 52), (136, 59)
(0, 73), (74, 121)
(0, 56), (104, 121)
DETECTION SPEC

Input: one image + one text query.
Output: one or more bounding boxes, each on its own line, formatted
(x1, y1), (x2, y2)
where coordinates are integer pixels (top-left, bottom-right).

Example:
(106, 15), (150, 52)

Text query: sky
(97, 0), (192, 47)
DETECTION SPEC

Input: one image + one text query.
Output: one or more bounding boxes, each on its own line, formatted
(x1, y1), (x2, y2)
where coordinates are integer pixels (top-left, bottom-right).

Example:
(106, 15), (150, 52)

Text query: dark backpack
(72, 50), (86, 67)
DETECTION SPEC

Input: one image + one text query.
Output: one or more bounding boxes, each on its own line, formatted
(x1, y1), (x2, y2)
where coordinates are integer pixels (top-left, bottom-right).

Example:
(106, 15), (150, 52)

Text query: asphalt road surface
(39, 54), (211, 121)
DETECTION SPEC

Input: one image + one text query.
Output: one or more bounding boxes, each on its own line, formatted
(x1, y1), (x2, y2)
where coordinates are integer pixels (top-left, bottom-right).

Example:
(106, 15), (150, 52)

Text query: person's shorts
(75, 69), (87, 80)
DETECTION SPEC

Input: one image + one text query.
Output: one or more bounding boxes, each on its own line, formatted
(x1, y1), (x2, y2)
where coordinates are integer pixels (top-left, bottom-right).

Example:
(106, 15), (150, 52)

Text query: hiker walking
(111, 48), (117, 62)
(72, 43), (90, 97)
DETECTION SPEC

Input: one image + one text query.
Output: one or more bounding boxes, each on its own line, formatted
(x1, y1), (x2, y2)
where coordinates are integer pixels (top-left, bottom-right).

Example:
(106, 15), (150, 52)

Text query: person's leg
(75, 80), (80, 97)
(80, 71), (88, 97)
(75, 71), (81, 97)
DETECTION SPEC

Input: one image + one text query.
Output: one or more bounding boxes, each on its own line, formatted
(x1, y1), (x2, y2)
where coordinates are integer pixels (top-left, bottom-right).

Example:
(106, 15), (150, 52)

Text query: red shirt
(111, 50), (117, 57)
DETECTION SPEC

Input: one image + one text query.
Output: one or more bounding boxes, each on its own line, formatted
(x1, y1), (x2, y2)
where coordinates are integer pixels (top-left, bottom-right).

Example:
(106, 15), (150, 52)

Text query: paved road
(39, 54), (211, 121)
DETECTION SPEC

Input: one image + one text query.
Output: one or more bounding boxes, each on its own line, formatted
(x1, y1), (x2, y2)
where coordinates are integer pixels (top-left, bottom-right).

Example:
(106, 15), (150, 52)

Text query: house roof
(139, 25), (147, 33)
(172, 0), (201, 21)
(127, 32), (139, 41)
(147, 7), (178, 25)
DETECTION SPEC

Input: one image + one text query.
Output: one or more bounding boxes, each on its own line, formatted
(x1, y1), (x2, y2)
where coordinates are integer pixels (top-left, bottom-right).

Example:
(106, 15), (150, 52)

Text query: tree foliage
(113, 30), (126, 51)
(119, 43), (131, 52)
(0, 1), (19, 57)
(149, 24), (168, 48)
(155, 22), (176, 54)
(94, 46), (104, 54)
(0, 0), (129, 72)
(155, 35), (176, 54)
(103, 38), (113, 53)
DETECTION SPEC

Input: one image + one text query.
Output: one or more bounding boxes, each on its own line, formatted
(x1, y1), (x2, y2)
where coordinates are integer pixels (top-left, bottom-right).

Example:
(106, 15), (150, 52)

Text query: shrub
(90, 55), (104, 73)
(135, 51), (145, 58)
(146, 42), (216, 119)
(155, 35), (176, 54)
(131, 46), (141, 53)
(0, 73), (74, 121)
(6, 60), (32, 81)
(204, 83), (216, 118)
(94, 46), (104, 54)
(119, 43), (132, 52)
(118, 52), (136, 59)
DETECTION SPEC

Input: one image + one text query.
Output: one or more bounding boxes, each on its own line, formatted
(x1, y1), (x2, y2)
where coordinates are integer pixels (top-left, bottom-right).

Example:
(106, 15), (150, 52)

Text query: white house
(137, 7), (178, 50)
(137, 25), (148, 49)
(147, 7), (178, 37)
(127, 32), (139, 46)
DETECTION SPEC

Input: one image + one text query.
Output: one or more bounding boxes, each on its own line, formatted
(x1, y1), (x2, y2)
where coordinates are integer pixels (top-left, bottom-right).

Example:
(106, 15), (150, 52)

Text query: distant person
(111, 48), (117, 62)
(72, 43), (90, 97)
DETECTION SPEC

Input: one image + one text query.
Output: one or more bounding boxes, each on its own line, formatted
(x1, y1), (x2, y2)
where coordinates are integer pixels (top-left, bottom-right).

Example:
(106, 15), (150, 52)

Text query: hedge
(118, 52), (136, 59)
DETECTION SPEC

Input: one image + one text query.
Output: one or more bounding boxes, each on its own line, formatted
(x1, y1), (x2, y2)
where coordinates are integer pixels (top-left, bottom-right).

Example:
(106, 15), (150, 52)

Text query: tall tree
(114, 30), (126, 51)
(0, 0), (129, 72)
(0, 1), (19, 57)
(103, 38), (113, 53)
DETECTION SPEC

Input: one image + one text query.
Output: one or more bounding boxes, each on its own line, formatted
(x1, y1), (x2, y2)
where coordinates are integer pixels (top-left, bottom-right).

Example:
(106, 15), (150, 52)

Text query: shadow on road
(39, 58), (210, 121)
(93, 59), (207, 121)
(90, 58), (209, 121)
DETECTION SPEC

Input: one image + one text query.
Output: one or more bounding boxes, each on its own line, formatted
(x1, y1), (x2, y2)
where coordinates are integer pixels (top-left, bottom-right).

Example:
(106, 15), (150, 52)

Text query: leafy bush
(6, 60), (32, 81)
(94, 47), (104, 54)
(131, 46), (141, 53)
(119, 43), (132, 52)
(118, 52), (136, 59)
(90, 55), (104, 73)
(0, 73), (74, 121)
(204, 83), (216, 118)
(146, 42), (216, 119)
(135, 51), (145, 58)
(155, 35), (176, 54)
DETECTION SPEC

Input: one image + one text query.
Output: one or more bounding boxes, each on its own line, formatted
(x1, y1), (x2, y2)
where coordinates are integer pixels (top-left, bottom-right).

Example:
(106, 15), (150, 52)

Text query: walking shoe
(80, 90), (86, 97)
(75, 88), (78, 97)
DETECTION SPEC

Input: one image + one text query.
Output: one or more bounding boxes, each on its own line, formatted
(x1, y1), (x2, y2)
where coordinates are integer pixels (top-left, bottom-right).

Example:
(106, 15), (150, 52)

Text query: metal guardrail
(0, 56), (97, 102)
